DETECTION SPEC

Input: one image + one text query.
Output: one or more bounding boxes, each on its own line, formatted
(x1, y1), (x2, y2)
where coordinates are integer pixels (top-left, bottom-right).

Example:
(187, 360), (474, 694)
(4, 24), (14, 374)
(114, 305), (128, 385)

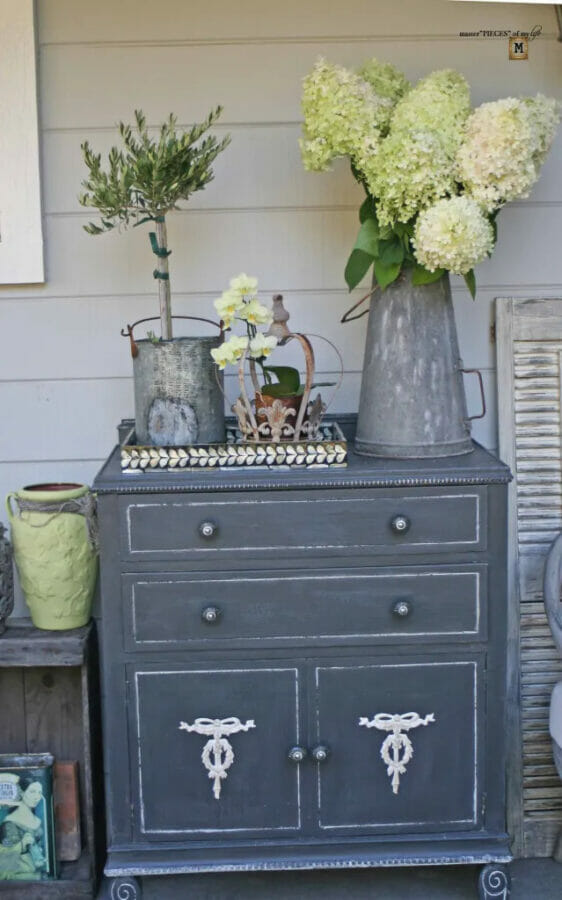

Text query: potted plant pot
(6, 483), (98, 631)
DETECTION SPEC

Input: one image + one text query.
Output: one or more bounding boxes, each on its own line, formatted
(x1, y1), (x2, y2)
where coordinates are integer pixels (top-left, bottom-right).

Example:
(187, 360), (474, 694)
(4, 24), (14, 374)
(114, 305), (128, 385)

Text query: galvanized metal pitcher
(355, 271), (479, 458)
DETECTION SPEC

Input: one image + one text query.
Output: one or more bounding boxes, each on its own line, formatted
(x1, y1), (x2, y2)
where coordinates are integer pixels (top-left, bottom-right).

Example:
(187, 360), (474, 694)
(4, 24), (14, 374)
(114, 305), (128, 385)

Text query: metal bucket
(355, 271), (475, 458)
(133, 335), (225, 446)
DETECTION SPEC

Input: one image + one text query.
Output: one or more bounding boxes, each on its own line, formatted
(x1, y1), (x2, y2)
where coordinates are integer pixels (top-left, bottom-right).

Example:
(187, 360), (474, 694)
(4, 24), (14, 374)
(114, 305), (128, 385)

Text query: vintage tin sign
(0, 754), (57, 881)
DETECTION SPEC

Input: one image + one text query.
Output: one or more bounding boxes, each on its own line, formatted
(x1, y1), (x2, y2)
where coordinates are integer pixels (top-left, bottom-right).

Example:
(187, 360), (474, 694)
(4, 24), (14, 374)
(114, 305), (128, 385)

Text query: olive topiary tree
(79, 108), (230, 340)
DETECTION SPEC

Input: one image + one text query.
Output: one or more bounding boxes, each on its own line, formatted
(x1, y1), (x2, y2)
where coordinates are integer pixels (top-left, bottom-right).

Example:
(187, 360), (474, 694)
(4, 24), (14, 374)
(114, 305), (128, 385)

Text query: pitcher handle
(460, 368), (486, 421)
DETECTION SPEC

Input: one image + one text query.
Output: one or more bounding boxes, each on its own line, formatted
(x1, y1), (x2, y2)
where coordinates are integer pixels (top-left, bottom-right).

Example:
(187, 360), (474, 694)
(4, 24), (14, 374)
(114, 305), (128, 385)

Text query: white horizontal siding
(2, 205), (562, 302)
(43, 124), (562, 214)
(38, 0), (558, 44)
(40, 38), (562, 130)
(1, 0), (560, 617)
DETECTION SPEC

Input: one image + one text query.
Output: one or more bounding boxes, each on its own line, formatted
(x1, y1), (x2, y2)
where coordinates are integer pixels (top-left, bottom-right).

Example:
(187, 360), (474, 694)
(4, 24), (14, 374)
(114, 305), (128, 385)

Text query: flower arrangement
(300, 59), (560, 296)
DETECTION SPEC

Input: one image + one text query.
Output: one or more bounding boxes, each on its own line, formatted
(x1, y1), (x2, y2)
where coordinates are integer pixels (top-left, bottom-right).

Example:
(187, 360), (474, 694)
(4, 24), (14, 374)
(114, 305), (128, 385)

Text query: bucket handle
(121, 315), (223, 358)
(460, 368), (486, 421)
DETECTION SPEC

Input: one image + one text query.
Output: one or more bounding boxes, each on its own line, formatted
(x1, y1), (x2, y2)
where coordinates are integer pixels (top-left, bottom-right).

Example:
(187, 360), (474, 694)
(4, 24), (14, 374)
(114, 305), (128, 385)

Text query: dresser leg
(109, 876), (142, 899)
(478, 864), (511, 899)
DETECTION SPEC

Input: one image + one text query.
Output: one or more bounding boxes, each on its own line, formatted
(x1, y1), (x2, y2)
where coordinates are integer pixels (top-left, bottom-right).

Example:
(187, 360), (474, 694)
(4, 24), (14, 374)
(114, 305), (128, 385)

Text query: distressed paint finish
(133, 337), (225, 446)
(356, 273), (472, 458)
(94, 430), (511, 893)
(496, 298), (562, 857)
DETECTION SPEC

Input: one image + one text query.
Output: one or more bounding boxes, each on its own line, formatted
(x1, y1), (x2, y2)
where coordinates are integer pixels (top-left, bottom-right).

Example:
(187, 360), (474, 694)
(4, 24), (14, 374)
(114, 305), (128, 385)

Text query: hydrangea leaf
(411, 264), (445, 285)
(463, 268), (477, 299)
(345, 249), (375, 291)
(373, 258), (402, 290)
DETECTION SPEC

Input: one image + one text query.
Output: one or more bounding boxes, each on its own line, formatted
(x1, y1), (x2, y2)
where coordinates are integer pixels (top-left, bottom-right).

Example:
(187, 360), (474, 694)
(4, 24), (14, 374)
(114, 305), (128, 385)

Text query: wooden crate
(0, 621), (103, 898)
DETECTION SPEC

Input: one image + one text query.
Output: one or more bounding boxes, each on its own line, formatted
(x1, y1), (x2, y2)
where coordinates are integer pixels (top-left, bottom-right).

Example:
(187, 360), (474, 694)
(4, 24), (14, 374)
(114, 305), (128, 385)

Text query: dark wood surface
(0, 622), (103, 898)
(0, 620), (91, 666)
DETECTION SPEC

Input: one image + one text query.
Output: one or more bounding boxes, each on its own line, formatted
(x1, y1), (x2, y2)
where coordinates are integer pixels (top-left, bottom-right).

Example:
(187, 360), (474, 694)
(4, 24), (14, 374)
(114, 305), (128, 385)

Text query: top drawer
(119, 488), (486, 562)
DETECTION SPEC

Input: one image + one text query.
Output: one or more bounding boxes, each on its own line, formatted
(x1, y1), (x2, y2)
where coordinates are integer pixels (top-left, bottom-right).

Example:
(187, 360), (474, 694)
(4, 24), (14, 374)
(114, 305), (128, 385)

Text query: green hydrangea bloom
(300, 58), (390, 172)
(357, 58), (410, 130)
(360, 70), (470, 225)
(391, 69), (470, 147)
(364, 130), (457, 227)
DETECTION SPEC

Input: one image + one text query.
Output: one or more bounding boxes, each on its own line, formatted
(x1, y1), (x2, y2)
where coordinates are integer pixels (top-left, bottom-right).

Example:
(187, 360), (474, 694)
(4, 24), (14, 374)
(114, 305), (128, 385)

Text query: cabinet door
(130, 663), (303, 839)
(313, 657), (484, 834)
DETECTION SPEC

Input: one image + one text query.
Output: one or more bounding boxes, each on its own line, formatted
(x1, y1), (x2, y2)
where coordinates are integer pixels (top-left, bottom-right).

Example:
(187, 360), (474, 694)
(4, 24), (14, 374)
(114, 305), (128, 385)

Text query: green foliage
(79, 108), (231, 233)
(463, 268), (477, 299)
(411, 264), (446, 285)
(261, 365), (302, 397)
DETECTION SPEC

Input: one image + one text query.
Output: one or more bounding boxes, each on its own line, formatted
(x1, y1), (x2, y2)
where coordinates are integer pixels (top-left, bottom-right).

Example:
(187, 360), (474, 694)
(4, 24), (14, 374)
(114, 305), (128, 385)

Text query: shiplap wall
(1, 0), (561, 616)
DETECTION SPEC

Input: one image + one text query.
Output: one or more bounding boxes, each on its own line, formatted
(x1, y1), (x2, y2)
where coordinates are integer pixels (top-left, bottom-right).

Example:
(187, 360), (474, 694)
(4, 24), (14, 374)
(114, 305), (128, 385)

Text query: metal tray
(120, 423), (347, 473)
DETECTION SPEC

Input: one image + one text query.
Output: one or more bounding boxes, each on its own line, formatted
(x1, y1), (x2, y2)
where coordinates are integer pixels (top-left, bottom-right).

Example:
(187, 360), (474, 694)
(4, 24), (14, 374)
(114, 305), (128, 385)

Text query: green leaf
(261, 365), (301, 395)
(378, 238), (404, 267)
(463, 269), (477, 299)
(373, 258), (402, 290)
(411, 265), (446, 286)
(359, 196), (377, 223)
(344, 249), (374, 292)
(488, 210), (499, 247)
(355, 218), (379, 256)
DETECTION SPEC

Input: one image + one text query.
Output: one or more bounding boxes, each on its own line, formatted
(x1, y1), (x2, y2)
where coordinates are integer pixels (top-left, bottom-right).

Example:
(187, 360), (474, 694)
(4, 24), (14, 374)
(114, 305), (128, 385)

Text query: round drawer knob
(390, 514), (410, 535)
(201, 606), (221, 624)
(288, 746), (307, 763)
(393, 599), (412, 618)
(199, 521), (218, 539)
(311, 744), (330, 763)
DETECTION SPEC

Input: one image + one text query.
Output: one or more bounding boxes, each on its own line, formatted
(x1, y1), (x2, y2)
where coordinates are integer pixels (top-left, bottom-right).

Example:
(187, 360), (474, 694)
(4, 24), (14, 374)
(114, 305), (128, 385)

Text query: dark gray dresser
(93, 430), (512, 899)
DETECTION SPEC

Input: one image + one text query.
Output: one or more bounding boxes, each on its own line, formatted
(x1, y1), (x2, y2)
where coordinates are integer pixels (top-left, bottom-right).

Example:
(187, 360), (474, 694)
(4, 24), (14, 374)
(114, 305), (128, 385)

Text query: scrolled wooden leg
(478, 864), (511, 899)
(109, 876), (142, 900)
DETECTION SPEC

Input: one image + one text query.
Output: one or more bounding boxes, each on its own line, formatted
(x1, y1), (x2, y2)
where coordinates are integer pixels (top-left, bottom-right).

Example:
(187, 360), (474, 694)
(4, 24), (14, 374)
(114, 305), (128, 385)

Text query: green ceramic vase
(6, 483), (98, 630)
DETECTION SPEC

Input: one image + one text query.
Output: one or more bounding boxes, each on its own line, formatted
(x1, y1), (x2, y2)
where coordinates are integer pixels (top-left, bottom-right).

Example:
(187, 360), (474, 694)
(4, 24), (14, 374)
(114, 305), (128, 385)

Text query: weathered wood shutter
(497, 298), (562, 857)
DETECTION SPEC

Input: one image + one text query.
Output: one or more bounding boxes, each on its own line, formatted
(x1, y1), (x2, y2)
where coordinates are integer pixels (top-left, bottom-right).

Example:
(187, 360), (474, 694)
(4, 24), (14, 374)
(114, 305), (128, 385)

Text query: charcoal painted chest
(93, 434), (512, 898)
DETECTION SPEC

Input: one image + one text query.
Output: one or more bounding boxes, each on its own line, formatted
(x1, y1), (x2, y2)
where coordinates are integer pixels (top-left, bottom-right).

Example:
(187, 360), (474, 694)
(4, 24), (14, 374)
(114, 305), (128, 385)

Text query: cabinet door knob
(311, 744), (330, 763)
(392, 599), (412, 618)
(201, 606), (221, 624)
(199, 521), (218, 539)
(287, 746), (307, 763)
(390, 514), (410, 535)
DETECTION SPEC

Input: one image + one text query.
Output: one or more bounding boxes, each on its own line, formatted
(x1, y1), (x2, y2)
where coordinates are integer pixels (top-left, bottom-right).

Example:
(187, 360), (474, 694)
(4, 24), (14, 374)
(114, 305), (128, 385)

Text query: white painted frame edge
(496, 296), (523, 857)
(0, 0), (44, 284)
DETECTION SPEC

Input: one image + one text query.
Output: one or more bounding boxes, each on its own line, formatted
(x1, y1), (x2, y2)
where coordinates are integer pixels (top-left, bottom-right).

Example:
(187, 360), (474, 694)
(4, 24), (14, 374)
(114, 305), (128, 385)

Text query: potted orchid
(211, 275), (327, 441)
(300, 58), (560, 458)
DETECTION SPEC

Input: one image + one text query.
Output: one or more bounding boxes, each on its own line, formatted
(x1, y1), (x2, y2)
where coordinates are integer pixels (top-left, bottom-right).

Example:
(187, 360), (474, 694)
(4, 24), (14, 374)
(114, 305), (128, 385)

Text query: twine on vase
(10, 493), (99, 553)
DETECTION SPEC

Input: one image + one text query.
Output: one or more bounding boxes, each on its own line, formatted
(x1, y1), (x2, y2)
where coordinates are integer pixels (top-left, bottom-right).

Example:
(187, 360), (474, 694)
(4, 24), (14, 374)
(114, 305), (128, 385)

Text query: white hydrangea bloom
(456, 95), (561, 212)
(412, 196), (494, 275)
